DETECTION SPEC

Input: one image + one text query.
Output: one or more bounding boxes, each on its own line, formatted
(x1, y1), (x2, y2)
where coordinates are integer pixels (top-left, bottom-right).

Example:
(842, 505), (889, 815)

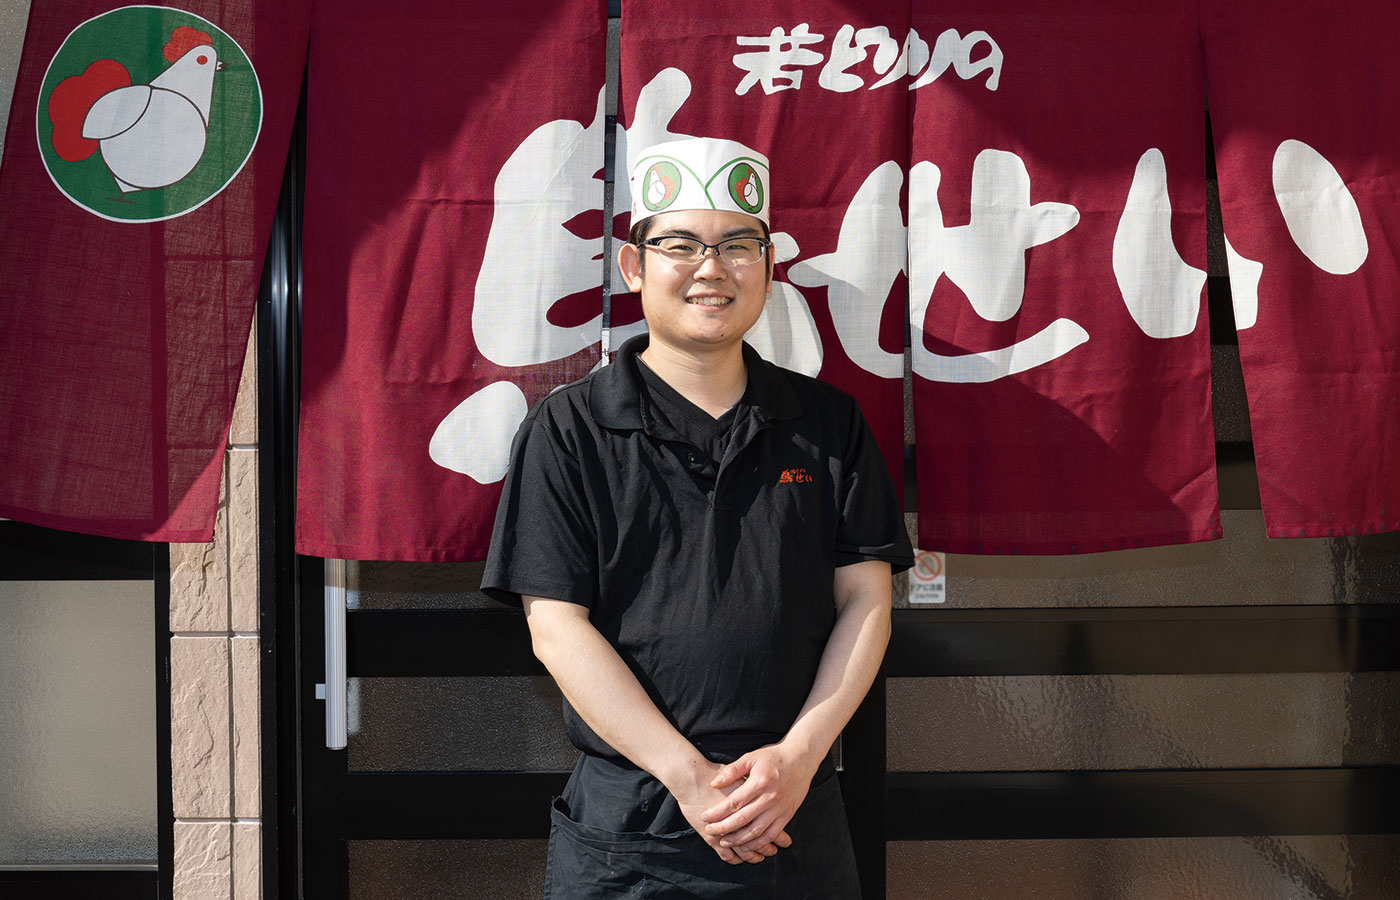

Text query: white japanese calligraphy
(1113, 148), (1205, 339)
(787, 161), (906, 379)
(433, 84), (612, 481)
(473, 88), (608, 368)
(1224, 235), (1262, 330)
(1220, 138), (1367, 332)
(429, 381), (528, 482)
(909, 28), (1002, 91)
(733, 24), (825, 95)
(745, 232), (824, 377)
(818, 25), (901, 93)
(870, 31), (920, 90)
(736, 24), (1002, 95)
(915, 149), (1079, 322)
(1273, 139), (1368, 276)
(436, 56), (1373, 483)
(909, 150), (1087, 383)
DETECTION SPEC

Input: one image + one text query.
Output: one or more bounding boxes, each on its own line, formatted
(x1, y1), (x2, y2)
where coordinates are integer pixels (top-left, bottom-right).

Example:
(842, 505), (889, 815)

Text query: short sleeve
(834, 401), (914, 573)
(480, 403), (599, 607)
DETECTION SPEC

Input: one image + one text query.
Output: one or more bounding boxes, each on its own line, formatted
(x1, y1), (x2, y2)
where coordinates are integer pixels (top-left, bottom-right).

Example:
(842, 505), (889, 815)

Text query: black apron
(544, 741), (861, 899)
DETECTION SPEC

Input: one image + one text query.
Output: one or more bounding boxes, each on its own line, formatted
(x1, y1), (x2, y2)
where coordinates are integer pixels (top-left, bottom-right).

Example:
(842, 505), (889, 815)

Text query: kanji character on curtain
(295, 0), (609, 561)
(909, 2), (1220, 553)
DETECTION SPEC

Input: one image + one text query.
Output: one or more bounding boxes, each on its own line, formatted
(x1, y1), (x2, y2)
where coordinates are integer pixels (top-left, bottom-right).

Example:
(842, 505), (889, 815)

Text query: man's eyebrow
(654, 227), (762, 240)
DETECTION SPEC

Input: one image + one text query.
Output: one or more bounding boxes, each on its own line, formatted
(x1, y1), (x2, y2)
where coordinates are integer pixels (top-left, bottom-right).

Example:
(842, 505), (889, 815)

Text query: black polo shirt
(482, 335), (913, 759)
(636, 357), (737, 466)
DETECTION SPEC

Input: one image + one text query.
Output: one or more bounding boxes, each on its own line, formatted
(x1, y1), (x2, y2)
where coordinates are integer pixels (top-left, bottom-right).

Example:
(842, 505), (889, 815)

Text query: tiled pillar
(170, 322), (261, 900)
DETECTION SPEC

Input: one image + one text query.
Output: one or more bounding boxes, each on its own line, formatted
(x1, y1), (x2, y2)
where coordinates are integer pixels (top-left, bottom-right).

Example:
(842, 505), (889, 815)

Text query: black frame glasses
(640, 235), (772, 266)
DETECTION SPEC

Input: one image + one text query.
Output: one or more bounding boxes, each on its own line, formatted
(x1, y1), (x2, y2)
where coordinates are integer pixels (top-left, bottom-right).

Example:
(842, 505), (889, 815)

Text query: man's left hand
(699, 743), (819, 853)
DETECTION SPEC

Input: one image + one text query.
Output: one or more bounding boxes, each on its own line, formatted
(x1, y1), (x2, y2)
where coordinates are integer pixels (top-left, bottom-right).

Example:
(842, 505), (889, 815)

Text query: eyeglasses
(640, 235), (771, 266)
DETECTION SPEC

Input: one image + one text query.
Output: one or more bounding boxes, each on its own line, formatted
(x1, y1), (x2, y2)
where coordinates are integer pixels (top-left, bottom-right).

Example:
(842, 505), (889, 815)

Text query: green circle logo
(36, 6), (262, 223)
(727, 163), (763, 214)
(642, 161), (681, 212)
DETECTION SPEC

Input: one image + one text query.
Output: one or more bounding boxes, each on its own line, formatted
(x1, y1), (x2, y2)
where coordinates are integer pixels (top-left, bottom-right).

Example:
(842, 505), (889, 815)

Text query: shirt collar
(589, 334), (803, 431)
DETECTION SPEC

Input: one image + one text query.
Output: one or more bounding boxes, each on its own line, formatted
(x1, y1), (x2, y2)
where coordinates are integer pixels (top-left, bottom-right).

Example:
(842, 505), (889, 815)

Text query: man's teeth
(688, 297), (731, 307)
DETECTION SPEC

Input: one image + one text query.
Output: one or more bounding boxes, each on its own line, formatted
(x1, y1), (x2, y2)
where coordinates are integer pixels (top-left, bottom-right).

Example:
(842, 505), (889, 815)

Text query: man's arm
(698, 559), (893, 852)
(522, 595), (792, 865)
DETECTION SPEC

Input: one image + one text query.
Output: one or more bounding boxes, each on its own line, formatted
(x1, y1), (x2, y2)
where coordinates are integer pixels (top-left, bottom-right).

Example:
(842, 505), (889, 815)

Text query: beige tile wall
(169, 321), (261, 900)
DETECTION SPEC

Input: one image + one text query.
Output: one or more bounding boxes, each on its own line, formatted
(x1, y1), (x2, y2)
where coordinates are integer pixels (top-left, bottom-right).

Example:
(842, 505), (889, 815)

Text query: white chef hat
(629, 137), (771, 229)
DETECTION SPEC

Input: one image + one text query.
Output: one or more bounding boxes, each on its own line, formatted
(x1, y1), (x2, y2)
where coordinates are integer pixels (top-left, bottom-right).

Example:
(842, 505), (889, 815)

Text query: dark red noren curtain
(1203, 0), (1400, 540)
(908, 2), (1220, 553)
(911, 0), (1400, 552)
(295, 0), (609, 561)
(0, 0), (310, 541)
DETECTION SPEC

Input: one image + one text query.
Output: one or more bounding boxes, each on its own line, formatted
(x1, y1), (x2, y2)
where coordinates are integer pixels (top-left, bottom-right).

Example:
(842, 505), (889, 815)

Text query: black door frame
(0, 524), (173, 900)
(261, 73), (307, 900)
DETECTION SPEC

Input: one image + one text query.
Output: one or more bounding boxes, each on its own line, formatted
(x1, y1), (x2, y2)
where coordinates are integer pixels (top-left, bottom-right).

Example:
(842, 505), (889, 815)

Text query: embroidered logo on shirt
(778, 467), (814, 484)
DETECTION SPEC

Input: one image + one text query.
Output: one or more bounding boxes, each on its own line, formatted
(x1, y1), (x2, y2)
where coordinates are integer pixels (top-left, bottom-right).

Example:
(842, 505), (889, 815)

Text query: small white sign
(909, 549), (947, 604)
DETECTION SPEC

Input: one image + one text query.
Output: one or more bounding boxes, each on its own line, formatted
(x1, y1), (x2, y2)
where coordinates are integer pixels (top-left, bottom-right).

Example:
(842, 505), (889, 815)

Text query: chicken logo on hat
(37, 7), (262, 223)
(642, 161), (681, 212)
(728, 162), (764, 214)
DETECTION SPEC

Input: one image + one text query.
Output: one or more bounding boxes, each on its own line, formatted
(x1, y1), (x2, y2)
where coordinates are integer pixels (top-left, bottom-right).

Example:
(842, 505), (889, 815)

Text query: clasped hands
(674, 743), (817, 866)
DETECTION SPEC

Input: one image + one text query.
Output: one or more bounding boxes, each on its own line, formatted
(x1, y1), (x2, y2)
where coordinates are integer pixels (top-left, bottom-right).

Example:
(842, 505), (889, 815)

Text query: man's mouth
(686, 296), (732, 307)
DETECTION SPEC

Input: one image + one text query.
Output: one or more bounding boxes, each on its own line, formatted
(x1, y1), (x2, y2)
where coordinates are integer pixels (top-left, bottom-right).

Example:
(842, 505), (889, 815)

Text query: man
(482, 137), (913, 898)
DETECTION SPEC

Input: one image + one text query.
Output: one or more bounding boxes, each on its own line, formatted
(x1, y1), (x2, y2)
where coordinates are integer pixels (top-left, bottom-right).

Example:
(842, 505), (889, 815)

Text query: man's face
(617, 209), (773, 356)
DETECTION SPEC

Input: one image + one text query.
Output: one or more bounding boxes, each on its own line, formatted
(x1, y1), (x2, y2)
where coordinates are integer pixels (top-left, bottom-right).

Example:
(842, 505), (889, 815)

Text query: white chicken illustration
(646, 169), (668, 206)
(77, 42), (224, 193)
(647, 164), (680, 209)
(738, 166), (758, 207)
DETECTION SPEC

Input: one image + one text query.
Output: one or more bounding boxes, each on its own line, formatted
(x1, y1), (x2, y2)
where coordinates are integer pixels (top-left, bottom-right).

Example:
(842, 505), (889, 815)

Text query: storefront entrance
(285, 553), (1400, 899)
(254, 62), (1400, 900)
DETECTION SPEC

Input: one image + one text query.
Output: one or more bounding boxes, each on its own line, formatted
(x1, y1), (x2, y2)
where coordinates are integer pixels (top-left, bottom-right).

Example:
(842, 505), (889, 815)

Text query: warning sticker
(909, 549), (946, 604)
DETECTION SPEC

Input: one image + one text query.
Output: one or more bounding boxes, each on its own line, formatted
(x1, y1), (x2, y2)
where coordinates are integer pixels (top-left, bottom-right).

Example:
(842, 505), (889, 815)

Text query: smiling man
(482, 138), (913, 898)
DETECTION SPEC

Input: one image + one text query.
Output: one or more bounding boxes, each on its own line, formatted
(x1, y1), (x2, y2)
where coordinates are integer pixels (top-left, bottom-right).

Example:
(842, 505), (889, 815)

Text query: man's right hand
(668, 757), (793, 865)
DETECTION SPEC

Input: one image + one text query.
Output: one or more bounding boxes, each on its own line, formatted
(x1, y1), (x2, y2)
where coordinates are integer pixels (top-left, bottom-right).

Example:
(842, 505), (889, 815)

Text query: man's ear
(617, 242), (644, 293)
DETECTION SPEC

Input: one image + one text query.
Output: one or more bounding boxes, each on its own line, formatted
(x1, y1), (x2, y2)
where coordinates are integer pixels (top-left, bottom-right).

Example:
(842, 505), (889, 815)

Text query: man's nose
(692, 249), (728, 278)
